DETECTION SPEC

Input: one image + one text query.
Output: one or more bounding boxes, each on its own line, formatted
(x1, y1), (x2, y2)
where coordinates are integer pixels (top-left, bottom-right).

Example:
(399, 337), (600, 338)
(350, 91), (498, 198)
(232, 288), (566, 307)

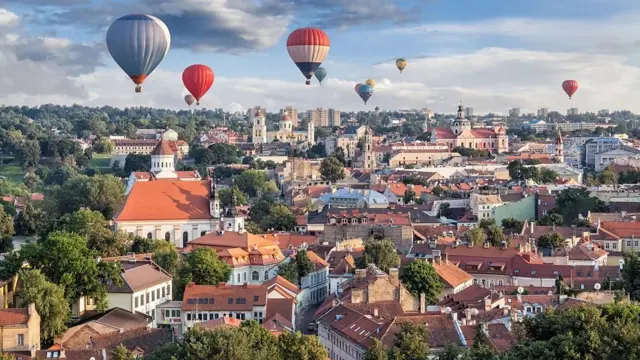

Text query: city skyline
(1, 0), (640, 113)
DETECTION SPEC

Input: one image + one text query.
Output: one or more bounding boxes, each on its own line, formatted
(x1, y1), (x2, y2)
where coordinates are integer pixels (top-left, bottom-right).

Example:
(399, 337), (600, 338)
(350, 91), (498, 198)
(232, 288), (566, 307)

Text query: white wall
(130, 281), (172, 326)
(116, 220), (214, 248)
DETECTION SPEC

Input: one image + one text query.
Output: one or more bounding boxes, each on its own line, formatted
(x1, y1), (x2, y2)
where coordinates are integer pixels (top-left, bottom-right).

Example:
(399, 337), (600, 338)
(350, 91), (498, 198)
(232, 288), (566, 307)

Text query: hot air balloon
(184, 94), (195, 106)
(562, 80), (579, 99)
(106, 14), (171, 93)
(315, 67), (327, 84)
(287, 28), (331, 85)
(396, 58), (407, 73)
(358, 84), (374, 104)
(182, 64), (214, 106)
(354, 83), (362, 93)
(365, 79), (376, 88)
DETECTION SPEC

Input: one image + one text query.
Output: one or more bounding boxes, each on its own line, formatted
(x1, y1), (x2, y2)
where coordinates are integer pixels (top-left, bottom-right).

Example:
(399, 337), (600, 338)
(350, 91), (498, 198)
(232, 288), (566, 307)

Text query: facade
(307, 108), (340, 127)
(361, 127), (376, 170)
(0, 304), (41, 358)
(585, 138), (623, 167)
(537, 108), (549, 118)
(567, 108), (579, 116)
(318, 188), (389, 208)
(593, 146), (640, 172)
(280, 106), (299, 127)
(292, 250), (330, 308)
(509, 108), (521, 117)
(470, 193), (503, 219)
(252, 110), (314, 146)
(388, 150), (458, 167)
(431, 104), (508, 153)
(112, 139), (188, 157)
(198, 128), (247, 146)
(136, 128), (179, 141)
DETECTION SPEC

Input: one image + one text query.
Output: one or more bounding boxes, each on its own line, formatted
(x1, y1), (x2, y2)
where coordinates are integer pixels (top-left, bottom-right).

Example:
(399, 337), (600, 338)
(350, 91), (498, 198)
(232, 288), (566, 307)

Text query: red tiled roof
(182, 283), (266, 311)
(0, 308), (29, 326)
(600, 221), (640, 238)
(151, 140), (174, 156)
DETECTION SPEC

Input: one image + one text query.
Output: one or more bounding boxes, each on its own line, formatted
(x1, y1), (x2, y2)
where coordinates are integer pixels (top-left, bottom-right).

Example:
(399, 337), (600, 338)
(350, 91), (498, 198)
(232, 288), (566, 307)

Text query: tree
(46, 164), (78, 185)
(553, 188), (608, 225)
(403, 189), (416, 204)
(622, 251), (640, 301)
(364, 339), (389, 360)
(14, 202), (45, 236)
(124, 154), (151, 173)
(176, 248), (231, 299)
(277, 261), (299, 284)
(466, 227), (487, 246)
(0, 205), (15, 244)
(16, 139), (40, 169)
(23, 172), (41, 192)
(262, 204), (296, 231)
(48, 174), (125, 218)
(334, 147), (347, 166)
(501, 218), (524, 232)
(390, 321), (430, 360)
(507, 160), (524, 181)
(478, 218), (495, 229)
(437, 203), (452, 218)
(487, 225), (507, 246)
(319, 157), (345, 182)
(599, 166), (618, 185)
(537, 232), (565, 249)
(17, 269), (68, 340)
(359, 239), (400, 273)
(234, 170), (278, 198)
(111, 344), (135, 360)
(400, 261), (443, 304)
(153, 240), (179, 276)
(537, 213), (564, 226)
(219, 187), (249, 208)
(295, 250), (314, 280)
(53, 209), (128, 257)
(436, 344), (465, 360)
(538, 168), (559, 184)
(245, 221), (263, 234)
(277, 331), (328, 360)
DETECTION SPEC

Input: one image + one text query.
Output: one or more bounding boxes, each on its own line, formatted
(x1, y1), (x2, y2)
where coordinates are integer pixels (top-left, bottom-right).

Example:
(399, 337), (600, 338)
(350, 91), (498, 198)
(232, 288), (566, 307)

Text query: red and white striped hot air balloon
(286, 28), (330, 85)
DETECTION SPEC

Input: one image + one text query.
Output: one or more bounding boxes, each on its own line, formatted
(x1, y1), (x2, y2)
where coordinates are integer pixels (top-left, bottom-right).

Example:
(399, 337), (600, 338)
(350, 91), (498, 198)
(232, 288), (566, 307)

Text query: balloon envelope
(562, 80), (579, 99)
(287, 28), (331, 85)
(396, 58), (407, 73)
(355, 83), (363, 93)
(365, 79), (376, 88)
(182, 64), (215, 105)
(358, 84), (374, 104)
(184, 94), (195, 106)
(106, 14), (171, 92)
(314, 67), (327, 84)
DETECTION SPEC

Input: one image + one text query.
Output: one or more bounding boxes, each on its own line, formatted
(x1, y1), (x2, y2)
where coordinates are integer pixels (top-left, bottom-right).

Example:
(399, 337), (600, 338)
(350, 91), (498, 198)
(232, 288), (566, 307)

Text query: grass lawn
(91, 153), (112, 169)
(0, 164), (25, 184)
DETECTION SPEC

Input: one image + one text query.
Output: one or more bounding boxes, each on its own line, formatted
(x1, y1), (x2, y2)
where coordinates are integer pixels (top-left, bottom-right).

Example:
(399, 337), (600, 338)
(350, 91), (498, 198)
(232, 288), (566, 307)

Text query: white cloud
(0, 8), (19, 28)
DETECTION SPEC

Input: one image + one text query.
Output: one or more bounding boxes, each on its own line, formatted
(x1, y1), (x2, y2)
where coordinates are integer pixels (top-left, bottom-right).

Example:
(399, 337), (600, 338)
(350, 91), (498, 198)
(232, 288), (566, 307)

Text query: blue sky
(1, 0), (640, 113)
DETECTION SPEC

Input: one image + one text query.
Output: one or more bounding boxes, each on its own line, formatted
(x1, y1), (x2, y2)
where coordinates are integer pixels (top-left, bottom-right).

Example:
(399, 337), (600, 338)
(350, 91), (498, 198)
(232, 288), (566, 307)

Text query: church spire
(457, 101), (465, 119)
(227, 178), (238, 217)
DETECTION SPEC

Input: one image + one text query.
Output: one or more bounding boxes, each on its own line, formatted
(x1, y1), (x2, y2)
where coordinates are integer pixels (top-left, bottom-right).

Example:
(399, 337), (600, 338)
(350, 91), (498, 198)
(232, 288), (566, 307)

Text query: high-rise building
(508, 108), (520, 117)
(464, 107), (474, 117)
(567, 108), (579, 116)
(280, 106), (299, 127)
(306, 108), (340, 127)
(537, 108), (549, 118)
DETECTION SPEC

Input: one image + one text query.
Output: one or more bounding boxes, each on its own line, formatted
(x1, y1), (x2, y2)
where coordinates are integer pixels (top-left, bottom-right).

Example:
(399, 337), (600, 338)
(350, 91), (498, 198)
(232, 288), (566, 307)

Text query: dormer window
(341, 218), (348, 224)
(361, 218), (368, 224)
(351, 218), (358, 224)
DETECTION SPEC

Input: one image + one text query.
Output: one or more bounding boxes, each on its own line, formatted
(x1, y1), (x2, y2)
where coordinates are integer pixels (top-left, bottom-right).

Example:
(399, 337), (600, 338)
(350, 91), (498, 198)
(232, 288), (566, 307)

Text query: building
(110, 139), (189, 168)
(280, 106), (299, 127)
(585, 138), (623, 168)
(388, 149), (458, 167)
(431, 104), (508, 153)
(317, 188), (389, 208)
(252, 110), (314, 146)
(537, 108), (549, 119)
(464, 107), (474, 118)
(197, 128), (247, 146)
(526, 119), (547, 133)
(0, 304), (40, 358)
(555, 129), (564, 163)
(290, 249), (330, 308)
(136, 128), (179, 141)
(567, 108), (579, 116)
(307, 108), (340, 127)
(509, 108), (521, 117)
(361, 127), (376, 170)
(593, 145), (640, 172)
(470, 193), (503, 220)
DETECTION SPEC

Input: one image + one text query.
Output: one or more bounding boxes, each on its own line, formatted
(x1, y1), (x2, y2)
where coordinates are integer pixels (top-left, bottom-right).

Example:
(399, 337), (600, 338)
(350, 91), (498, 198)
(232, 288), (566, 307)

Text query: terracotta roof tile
(182, 282), (267, 312)
(0, 308), (29, 326)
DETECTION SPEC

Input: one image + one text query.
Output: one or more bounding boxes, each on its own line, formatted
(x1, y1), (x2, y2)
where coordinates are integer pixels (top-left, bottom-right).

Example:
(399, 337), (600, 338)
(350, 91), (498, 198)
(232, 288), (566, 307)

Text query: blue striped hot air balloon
(106, 14), (171, 93)
(286, 28), (330, 85)
(358, 84), (374, 104)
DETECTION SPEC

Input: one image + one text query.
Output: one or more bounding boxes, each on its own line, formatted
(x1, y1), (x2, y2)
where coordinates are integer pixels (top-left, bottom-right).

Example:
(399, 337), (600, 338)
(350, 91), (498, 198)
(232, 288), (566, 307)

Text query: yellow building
(0, 304), (41, 357)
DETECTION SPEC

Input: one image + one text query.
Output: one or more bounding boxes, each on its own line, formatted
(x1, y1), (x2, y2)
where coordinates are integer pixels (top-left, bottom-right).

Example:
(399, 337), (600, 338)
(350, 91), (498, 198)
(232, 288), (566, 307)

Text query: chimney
(351, 288), (363, 304)
(373, 308), (379, 317)
(530, 221), (535, 235)
(388, 268), (400, 284)
(355, 269), (366, 279)
(503, 306), (510, 316)
(484, 297), (492, 311)
(419, 293), (426, 313)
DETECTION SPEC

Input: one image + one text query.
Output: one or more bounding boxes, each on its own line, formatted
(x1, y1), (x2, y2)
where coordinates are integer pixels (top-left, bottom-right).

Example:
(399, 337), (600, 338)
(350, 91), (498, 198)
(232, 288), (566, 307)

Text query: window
(164, 232), (171, 241)
(166, 310), (170, 318)
(147, 232), (153, 239)
(237, 273), (241, 283)
(146, 293), (150, 303)
(162, 287), (165, 297)
(152, 291), (155, 301)
(243, 272), (247, 281)
(140, 295), (144, 305)
(183, 231), (189, 246)
(627, 241), (631, 247)
(135, 297), (139, 307)
(17, 334), (24, 346)
(613, 243), (617, 250)
(252, 271), (259, 281)
(167, 284), (171, 296)
(264, 271), (269, 280)
(187, 313), (192, 321)
(253, 295), (259, 302)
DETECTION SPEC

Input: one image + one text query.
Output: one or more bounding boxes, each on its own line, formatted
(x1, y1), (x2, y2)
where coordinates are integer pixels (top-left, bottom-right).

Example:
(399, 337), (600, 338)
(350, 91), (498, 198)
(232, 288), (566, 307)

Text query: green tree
(391, 321), (430, 360)
(262, 204), (296, 231)
(295, 250), (314, 280)
(537, 213), (564, 226)
(436, 344), (465, 360)
(176, 248), (231, 299)
(14, 202), (45, 236)
(537, 232), (565, 249)
(466, 227), (487, 246)
(219, 187), (249, 208)
(53, 209), (128, 257)
(245, 221), (263, 234)
(400, 261), (443, 304)
(277, 261), (299, 284)
(334, 147), (347, 166)
(599, 166), (618, 185)
(478, 218), (495, 229)
(553, 188), (608, 225)
(538, 168), (559, 184)
(319, 157), (345, 182)
(49, 174), (125, 218)
(234, 170), (278, 198)
(110, 344), (135, 360)
(124, 154), (151, 173)
(17, 269), (68, 340)
(0, 205), (15, 244)
(364, 339), (389, 360)
(277, 331), (328, 360)
(622, 251), (640, 300)
(437, 203), (452, 218)
(16, 139), (40, 169)
(131, 236), (157, 253)
(403, 189), (416, 204)
(501, 218), (524, 232)
(359, 239), (400, 273)
(507, 160), (524, 181)
(23, 172), (41, 192)
(153, 240), (179, 276)
(487, 225), (507, 246)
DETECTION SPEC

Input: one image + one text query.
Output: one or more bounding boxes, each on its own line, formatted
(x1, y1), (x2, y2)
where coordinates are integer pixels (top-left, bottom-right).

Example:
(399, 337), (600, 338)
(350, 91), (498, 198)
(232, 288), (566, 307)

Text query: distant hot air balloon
(562, 80), (579, 99)
(358, 84), (374, 104)
(182, 64), (214, 106)
(184, 94), (195, 106)
(396, 58), (407, 73)
(287, 28), (331, 85)
(315, 67), (327, 84)
(106, 14), (171, 93)
(365, 79), (376, 88)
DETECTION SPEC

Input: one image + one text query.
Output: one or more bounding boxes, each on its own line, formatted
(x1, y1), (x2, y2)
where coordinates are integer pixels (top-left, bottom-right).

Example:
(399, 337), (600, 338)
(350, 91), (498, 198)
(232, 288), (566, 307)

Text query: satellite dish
(445, 307), (452, 314)
(90, 358), (96, 360)
(472, 308), (479, 315)
(619, 259), (625, 265)
(517, 286), (524, 294)
(594, 283), (601, 291)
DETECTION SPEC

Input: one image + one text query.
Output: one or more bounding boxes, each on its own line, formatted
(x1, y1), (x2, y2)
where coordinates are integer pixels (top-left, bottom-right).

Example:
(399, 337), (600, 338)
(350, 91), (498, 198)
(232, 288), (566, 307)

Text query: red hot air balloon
(287, 28), (330, 85)
(562, 80), (579, 99)
(182, 64), (214, 105)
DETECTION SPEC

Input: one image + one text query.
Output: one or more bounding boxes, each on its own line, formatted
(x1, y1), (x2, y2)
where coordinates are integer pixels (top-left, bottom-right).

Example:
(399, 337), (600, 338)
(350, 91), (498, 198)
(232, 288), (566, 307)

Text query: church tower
(307, 119), (315, 145)
(223, 180), (245, 233)
(279, 113), (293, 132)
(363, 126), (376, 170)
(209, 177), (221, 221)
(252, 109), (267, 144)
(150, 140), (177, 179)
(451, 103), (471, 135)
(555, 128), (564, 163)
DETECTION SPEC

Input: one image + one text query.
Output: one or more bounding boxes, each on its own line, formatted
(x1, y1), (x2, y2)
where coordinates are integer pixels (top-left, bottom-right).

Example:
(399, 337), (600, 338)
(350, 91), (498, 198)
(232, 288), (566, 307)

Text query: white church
(114, 140), (245, 248)
(251, 108), (315, 145)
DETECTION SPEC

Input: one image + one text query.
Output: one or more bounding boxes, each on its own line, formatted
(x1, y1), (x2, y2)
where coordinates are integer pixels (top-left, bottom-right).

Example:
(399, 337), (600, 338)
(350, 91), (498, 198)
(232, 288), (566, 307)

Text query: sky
(1, 0), (640, 114)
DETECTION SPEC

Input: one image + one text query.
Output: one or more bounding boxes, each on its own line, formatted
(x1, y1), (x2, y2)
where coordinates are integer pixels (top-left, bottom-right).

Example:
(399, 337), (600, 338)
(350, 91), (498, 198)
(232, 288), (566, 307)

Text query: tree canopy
(399, 261), (443, 304)
(359, 239), (400, 273)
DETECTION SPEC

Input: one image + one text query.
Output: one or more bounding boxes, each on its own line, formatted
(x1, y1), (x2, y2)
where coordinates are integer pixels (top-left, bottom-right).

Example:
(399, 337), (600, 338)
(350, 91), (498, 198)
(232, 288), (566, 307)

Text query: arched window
(182, 231), (189, 247)
(200, 231), (206, 236)
(264, 271), (269, 280)
(146, 232), (153, 239)
(164, 232), (171, 241)
(252, 271), (259, 281)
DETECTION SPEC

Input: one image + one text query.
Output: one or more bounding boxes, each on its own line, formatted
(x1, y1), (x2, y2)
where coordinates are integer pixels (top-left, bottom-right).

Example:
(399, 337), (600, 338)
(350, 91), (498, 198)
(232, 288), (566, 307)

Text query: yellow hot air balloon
(396, 58), (407, 73)
(365, 79), (376, 88)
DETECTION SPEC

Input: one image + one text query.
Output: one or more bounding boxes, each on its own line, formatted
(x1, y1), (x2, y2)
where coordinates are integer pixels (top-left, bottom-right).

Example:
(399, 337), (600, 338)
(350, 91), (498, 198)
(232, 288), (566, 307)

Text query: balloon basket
(135, 86), (141, 93)
(305, 80), (311, 85)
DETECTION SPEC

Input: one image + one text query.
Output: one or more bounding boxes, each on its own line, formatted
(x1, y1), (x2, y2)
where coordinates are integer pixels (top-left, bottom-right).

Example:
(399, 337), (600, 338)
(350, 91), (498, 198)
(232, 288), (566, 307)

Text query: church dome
(255, 110), (264, 117)
(281, 114), (290, 122)
(151, 140), (174, 156)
